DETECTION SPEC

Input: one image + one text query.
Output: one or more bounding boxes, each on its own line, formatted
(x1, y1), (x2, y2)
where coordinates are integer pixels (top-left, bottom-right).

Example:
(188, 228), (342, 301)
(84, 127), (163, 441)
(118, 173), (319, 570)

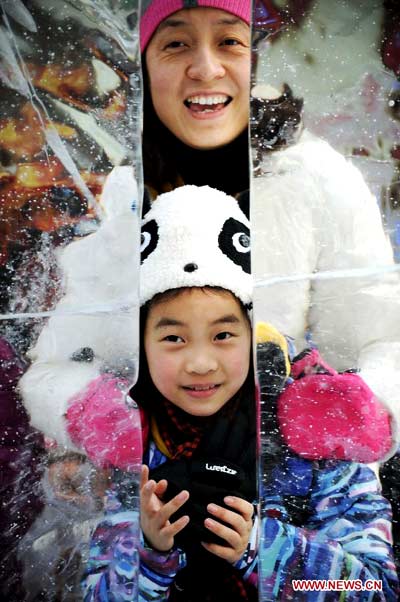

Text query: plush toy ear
(282, 83), (304, 115)
(236, 189), (249, 220)
(141, 186), (153, 218)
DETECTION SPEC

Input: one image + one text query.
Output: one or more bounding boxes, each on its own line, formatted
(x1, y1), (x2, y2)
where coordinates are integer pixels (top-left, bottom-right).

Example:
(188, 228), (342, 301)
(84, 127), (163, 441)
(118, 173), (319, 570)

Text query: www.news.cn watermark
(292, 580), (383, 592)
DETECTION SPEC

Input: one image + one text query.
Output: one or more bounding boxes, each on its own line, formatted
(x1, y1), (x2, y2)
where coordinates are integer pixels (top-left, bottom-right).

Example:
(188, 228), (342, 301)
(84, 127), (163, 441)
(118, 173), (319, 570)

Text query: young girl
(76, 185), (398, 602)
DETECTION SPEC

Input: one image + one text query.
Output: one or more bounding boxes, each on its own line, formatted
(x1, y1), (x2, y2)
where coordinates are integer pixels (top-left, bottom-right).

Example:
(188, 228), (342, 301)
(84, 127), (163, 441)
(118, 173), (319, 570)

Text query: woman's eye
(215, 332), (233, 341)
(222, 38), (239, 46)
(164, 40), (186, 50)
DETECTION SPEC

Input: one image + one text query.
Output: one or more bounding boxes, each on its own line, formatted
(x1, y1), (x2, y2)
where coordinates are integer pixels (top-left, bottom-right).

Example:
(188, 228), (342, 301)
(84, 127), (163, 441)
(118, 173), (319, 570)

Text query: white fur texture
(252, 131), (400, 443)
(19, 166), (140, 447)
(140, 185), (252, 306)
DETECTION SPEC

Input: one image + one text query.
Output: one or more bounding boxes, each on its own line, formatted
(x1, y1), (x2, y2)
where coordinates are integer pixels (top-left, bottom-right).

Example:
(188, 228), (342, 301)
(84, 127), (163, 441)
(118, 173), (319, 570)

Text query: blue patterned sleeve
(138, 540), (186, 601)
(83, 509), (140, 602)
(260, 461), (399, 601)
(82, 488), (186, 602)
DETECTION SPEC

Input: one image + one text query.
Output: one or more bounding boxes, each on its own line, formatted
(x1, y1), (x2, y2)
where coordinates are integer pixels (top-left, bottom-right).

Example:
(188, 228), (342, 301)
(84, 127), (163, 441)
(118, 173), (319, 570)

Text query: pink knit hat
(140, 0), (251, 52)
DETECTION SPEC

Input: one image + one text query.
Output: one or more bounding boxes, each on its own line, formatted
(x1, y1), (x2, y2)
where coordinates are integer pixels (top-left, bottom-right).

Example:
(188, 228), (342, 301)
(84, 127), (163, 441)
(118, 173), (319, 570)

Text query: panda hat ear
(139, 185), (252, 308)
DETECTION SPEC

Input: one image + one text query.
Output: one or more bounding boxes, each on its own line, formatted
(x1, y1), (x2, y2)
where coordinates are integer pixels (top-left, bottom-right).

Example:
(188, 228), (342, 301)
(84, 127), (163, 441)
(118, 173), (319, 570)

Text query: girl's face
(145, 8), (250, 150)
(144, 288), (251, 417)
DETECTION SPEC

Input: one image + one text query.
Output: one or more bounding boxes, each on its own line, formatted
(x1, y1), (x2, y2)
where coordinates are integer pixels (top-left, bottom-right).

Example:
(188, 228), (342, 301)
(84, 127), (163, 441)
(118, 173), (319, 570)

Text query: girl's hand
(201, 497), (254, 564)
(140, 465), (190, 552)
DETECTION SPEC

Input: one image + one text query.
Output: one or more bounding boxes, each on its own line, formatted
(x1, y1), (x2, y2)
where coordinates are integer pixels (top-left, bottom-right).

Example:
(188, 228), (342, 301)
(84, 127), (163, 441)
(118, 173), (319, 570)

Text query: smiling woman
(141, 0), (251, 196)
(145, 8), (250, 149)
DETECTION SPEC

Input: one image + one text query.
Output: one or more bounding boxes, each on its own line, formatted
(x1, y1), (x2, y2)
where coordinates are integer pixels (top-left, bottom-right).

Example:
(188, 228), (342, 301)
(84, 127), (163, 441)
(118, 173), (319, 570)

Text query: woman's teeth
(186, 95), (229, 105)
(185, 95), (231, 112)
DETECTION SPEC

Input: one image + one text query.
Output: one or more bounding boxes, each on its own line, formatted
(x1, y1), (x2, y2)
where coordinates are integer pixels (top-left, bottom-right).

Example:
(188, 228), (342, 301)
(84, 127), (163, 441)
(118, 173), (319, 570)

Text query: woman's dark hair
(142, 60), (183, 193)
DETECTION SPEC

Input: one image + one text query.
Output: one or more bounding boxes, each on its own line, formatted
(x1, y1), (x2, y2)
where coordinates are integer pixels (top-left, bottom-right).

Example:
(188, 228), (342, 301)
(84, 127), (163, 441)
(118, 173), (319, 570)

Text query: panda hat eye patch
(141, 219), (159, 264)
(218, 217), (250, 274)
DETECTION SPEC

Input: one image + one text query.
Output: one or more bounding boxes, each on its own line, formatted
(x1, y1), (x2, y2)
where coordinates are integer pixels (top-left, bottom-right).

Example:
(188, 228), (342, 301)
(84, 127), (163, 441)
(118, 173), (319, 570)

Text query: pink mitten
(66, 375), (147, 471)
(277, 350), (393, 463)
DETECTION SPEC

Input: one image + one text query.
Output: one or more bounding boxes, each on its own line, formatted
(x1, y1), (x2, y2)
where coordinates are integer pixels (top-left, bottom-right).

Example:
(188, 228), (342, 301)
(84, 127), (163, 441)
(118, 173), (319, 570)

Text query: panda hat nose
(183, 263), (198, 273)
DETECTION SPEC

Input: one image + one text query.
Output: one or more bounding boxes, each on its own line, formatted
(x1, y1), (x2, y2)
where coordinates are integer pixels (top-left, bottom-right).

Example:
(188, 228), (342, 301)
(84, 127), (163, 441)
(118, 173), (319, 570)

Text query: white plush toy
(19, 166), (141, 452)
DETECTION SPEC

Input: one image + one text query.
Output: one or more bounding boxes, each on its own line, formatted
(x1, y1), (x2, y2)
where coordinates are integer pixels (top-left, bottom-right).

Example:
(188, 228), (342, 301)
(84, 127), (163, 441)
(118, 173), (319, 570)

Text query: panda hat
(140, 185), (252, 308)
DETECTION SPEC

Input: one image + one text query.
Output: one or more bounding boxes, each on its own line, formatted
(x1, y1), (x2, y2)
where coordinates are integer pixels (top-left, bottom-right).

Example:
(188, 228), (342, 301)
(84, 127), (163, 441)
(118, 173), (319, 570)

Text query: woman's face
(145, 7), (251, 150)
